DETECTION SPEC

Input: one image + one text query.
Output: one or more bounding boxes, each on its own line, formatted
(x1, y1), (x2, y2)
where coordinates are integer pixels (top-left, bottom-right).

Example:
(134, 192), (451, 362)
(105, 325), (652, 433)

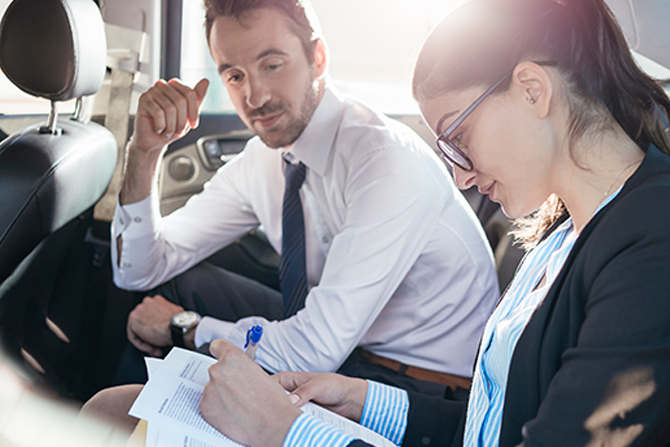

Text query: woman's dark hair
(204, 0), (320, 63)
(413, 0), (670, 248)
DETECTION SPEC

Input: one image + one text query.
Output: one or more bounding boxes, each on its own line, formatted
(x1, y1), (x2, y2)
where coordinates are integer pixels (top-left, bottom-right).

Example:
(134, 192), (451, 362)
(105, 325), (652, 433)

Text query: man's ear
(512, 61), (553, 119)
(313, 38), (327, 78)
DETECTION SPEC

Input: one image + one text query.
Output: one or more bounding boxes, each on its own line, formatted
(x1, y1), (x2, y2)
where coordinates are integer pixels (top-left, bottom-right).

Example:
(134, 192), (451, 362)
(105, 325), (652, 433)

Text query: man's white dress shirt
(112, 87), (499, 376)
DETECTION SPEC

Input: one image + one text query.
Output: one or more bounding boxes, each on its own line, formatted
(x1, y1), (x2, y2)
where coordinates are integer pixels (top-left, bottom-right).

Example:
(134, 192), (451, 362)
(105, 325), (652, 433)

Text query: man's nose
(245, 76), (271, 109)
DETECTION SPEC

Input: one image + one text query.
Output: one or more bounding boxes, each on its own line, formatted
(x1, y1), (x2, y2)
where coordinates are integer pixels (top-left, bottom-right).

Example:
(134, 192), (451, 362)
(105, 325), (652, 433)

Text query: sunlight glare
(311, 0), (463, 113)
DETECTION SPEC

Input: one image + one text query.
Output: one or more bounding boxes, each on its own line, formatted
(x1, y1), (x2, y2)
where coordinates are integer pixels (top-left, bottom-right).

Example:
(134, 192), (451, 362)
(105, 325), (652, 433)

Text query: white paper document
(130, 348), (240, 447)
(129, 348), (395, 447)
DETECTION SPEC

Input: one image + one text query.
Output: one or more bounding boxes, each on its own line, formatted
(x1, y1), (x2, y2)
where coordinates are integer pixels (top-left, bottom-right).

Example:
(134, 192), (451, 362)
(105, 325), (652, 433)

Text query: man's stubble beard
(255, 80), (320, 149)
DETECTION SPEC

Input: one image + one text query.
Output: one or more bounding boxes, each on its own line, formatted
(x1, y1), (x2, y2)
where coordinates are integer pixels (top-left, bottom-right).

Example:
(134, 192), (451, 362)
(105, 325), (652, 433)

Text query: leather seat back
(0, 0), (124, 398)
(0, 0), (117, 284)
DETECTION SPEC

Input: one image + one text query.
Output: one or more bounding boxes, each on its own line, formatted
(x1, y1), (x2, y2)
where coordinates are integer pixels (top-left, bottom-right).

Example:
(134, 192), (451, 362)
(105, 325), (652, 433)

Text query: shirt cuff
(283, 413), (354, 447)
(112, 195), (158, 240)
(194, 317), (241, 349)
(359, 380), (408, 446)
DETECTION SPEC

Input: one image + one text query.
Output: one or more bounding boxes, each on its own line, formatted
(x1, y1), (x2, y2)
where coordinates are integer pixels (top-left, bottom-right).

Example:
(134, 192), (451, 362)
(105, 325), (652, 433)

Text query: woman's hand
(199, 339), (301, 447)
(274, 371), (369, 423)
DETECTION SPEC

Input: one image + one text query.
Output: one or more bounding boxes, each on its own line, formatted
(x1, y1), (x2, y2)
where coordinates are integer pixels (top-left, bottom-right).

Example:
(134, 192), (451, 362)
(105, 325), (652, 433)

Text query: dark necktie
(279, 158), (308, 317)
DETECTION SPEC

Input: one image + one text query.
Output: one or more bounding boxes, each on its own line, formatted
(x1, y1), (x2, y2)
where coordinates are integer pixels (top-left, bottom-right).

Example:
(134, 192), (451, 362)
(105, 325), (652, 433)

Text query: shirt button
(421, 437), (431, 445)
(134, 217), (142, 223)
(322, 236), (329, 243)
(119, 218), (125, 225)
(122, 262), (131, 268)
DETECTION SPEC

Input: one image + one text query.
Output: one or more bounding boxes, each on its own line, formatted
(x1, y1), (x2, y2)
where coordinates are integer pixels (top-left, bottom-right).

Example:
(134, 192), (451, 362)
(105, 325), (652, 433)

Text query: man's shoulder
(337, 96), (413, 136)
(334, 97), (431, 159)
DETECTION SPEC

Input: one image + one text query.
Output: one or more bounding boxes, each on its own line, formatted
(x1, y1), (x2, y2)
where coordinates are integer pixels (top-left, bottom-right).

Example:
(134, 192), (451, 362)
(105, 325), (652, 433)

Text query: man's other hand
(131, 78), (209, 155)
(127, 295), (184, 357)
(118, 78), (209, 207)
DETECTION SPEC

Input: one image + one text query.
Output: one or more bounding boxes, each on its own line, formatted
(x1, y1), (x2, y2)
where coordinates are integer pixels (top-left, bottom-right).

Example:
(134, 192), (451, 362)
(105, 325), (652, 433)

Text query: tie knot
(284, 160), (307, 192)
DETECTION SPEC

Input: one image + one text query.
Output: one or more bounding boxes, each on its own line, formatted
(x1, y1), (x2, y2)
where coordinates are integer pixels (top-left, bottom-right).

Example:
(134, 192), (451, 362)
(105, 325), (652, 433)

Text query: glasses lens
(437, 138), (472, 171)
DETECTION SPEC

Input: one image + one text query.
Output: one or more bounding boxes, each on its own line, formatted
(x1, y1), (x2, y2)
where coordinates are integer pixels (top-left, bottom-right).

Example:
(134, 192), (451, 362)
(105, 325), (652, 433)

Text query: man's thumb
(195, 78), (210, 103)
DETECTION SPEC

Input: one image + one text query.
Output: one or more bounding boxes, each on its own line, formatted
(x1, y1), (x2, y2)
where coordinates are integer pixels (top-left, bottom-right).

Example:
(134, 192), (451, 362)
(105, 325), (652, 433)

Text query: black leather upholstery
(0, 0), (116, 285)
(0, 0), (107, 100)
(0, 120), (116, 283)
(0, 0), (118, 386)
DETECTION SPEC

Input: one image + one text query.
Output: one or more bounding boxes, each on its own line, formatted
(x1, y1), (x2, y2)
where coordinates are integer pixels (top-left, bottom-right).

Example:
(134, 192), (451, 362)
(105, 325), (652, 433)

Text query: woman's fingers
(201, 340), (300, 447)
(273, 372), (341, 408)
(209, 338), (236, 360)
(274, 371), (313, 391)
(274, 372), (369, 422)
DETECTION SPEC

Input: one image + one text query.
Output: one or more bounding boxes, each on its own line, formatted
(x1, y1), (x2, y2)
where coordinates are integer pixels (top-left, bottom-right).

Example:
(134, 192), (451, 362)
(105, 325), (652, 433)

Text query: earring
(527, 97), (535, 104)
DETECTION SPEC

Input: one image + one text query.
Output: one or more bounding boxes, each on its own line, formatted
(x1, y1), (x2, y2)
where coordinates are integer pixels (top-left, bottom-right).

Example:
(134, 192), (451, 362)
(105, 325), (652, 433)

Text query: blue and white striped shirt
(463, 217), (576, 447)
(283, 380), (409, 447)
(463, 189), (621, 447)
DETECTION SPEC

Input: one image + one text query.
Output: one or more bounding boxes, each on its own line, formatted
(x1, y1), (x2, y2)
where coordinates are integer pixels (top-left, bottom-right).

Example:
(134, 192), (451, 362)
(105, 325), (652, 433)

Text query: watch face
(172, 311), (201, 328)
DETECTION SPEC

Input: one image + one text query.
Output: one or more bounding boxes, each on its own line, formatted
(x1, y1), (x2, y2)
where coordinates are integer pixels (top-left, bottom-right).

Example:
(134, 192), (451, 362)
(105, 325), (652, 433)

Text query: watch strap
(170, 324), (186, 348)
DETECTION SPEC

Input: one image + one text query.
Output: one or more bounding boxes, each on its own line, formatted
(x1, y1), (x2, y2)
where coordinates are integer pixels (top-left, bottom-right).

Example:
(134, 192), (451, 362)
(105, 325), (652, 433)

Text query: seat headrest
(0, 0), (107, 101)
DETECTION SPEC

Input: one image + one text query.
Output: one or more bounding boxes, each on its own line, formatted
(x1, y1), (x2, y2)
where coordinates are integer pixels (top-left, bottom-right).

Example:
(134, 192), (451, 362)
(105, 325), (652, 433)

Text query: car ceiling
(607, 0), (670, 74)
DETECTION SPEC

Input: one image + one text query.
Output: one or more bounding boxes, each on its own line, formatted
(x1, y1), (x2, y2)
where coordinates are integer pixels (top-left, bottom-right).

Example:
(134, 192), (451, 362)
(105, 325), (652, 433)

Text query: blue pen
(244, 325), (263, 360)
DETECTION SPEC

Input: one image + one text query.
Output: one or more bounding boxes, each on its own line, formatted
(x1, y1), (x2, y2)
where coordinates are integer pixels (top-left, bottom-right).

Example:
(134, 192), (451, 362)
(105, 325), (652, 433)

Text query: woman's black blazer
(353, 145), (670, 447)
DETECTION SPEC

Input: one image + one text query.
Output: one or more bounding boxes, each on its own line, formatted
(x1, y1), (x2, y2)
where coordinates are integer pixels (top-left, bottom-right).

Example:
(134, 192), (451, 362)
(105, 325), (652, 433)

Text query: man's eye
(265, 62), (283, 72)
(226, 73), (242, 83)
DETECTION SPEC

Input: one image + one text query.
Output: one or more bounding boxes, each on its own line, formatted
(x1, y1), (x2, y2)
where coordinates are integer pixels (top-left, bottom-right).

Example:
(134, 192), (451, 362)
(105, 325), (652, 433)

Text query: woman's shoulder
(611, 168), (670, 221)
(600, 146), (670, 224)
(580, 162), (670, 266)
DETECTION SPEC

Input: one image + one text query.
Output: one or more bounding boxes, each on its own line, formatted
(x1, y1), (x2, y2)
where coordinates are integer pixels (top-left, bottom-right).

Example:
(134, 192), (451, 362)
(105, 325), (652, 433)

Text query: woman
(194, 0), (670, 445)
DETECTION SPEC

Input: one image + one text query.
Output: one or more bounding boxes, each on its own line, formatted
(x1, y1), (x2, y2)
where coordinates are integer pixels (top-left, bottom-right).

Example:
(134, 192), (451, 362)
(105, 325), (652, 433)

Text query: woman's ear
(313, 38), (328, 79)
(512, 61), (553, 119)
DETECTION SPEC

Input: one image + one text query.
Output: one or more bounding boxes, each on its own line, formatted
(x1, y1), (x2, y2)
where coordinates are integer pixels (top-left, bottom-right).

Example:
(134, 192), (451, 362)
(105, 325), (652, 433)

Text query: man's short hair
(204, 0), (320, 63)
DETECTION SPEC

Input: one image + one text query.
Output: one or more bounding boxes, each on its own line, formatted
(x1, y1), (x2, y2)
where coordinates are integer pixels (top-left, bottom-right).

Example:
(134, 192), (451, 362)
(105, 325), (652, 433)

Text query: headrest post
(72, 97), (86, 122)
(39, 101), (62, 136)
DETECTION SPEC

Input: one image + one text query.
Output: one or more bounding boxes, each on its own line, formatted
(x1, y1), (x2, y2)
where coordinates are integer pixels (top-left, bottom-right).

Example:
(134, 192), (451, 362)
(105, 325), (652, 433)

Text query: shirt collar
(283, 86), (346, 177)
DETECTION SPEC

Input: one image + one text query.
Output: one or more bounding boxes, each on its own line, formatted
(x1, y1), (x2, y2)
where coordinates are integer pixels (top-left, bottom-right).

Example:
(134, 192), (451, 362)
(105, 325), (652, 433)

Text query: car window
(2, 0), (668, 118)
(181, 1), (670, 116)
(180, 0), (458, 115)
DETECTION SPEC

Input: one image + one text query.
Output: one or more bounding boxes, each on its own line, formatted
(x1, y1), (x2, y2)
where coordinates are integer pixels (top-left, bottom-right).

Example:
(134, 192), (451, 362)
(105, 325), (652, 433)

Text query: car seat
(0, 0), (122, 398)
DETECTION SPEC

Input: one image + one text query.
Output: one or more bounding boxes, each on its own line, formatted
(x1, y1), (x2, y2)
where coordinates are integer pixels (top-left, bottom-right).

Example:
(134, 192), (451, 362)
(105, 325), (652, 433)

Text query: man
(112, 0), (498, 393)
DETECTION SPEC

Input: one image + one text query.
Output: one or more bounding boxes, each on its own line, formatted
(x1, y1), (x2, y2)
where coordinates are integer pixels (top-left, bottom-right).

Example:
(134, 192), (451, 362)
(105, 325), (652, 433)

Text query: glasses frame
(435, 61), (557, 172)
(435, 69), (513, 172)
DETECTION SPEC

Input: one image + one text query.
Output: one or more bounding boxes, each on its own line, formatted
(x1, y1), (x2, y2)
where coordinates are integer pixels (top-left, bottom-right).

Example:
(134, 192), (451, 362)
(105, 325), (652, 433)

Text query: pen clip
(244, 325), (263, 348)
(245, 326), (252, 349)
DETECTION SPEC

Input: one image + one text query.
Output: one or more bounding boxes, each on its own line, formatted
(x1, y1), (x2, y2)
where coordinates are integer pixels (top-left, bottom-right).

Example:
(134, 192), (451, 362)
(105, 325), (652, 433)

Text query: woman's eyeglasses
(435, 62), (556, 172)
(435, 70), (513, 172)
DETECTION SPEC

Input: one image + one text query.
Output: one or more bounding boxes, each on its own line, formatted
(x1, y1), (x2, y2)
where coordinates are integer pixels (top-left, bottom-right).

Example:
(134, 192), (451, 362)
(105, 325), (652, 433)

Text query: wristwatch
(169, 310), (201, 348)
